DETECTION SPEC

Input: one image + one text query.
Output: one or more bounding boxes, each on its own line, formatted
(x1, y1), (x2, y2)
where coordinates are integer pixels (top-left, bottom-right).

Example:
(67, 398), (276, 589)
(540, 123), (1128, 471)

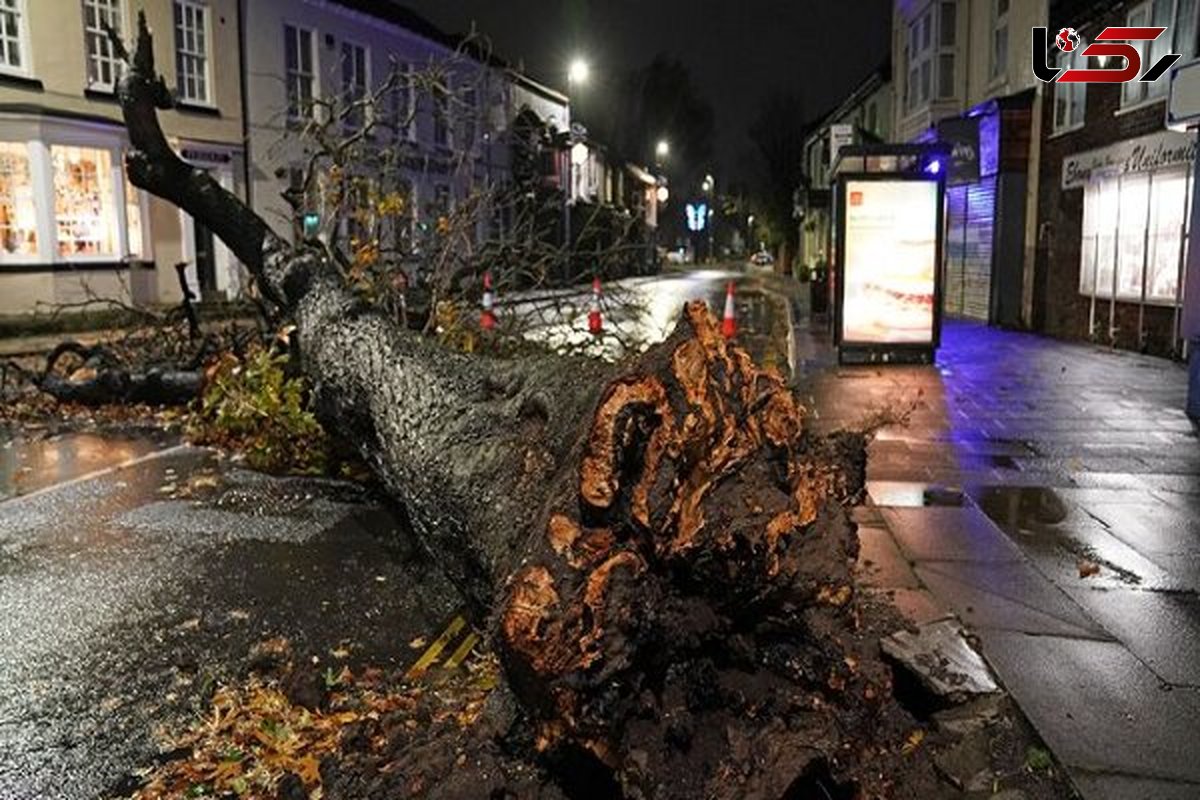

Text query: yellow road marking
(406, 615), (465, 679)
(442, 632), (479, 671)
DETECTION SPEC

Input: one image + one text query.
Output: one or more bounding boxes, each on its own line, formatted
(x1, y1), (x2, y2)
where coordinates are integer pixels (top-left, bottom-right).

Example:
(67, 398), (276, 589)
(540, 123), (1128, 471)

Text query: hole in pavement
(782, 758), (858, 800)
(883, 654), (954, 722)
(544, 742), (624, 800)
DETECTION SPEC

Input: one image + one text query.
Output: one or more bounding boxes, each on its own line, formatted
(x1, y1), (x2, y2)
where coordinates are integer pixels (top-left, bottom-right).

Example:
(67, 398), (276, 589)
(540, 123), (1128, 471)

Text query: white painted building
(0, 0), (247, 317)
(240, 0), (509, 247)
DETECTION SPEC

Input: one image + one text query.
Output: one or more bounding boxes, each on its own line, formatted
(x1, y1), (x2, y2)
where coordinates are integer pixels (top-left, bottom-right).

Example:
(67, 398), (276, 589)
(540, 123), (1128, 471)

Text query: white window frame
(0, 131), (145, 265)
(904, 3), (956, 114)
(460, 85), (478, 153)
(990, 0), (1010, 82)
(1053, 39), (1087, 133)
(433, 78), (453, 149)
(283, 22), (317, 125)
(339, 39), (370, 132)
(0, 0), (31, 77)
(173, 0), (213, 107)
(83, 0), (126, 91)
(1122, 0), (1198, 108)
(390, 61), (417, 142)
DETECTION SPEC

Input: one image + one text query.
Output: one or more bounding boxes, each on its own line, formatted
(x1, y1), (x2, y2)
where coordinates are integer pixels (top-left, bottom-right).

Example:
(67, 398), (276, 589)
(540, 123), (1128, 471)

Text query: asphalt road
(502, 264), (801, 376)
(0, 441), (461, 799)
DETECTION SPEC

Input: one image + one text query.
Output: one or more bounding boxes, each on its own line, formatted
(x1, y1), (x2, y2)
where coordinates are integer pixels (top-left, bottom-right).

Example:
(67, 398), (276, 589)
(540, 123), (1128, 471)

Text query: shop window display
(1079, 169), (1189, 305)
(0, 141), (37, 257)
(52, 145), (117, 258)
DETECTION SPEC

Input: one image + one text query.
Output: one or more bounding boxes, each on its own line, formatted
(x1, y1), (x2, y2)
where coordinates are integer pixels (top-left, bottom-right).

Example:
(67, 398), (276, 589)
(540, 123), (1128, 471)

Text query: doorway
(193, 220), (217, 297)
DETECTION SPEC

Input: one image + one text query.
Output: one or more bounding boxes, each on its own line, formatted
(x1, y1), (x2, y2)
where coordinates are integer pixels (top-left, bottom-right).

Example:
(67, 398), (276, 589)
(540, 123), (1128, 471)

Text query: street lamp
(568, 58), (590, 86)
(655, 139), (670, 160)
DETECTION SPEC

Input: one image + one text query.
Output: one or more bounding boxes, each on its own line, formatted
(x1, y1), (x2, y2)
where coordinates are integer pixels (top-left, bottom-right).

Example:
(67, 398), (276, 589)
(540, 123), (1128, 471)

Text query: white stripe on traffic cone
(481, 271), (496, 331)
(722, 281), (737, 339)
(588, 276), (603, 335)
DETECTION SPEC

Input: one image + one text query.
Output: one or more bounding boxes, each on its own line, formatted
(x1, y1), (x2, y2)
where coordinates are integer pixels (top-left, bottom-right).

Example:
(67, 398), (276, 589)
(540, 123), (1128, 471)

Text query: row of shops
(801, 0), (1200, 359)
(0, 114), (243, 315)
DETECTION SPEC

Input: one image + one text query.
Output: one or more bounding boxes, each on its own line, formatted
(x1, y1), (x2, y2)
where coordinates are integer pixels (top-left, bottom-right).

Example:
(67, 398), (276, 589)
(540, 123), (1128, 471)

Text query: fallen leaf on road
(901, 729), (925, 755)
(409, 637), (427, 649)
(330, 647), (351, 659)
(1078, 560), (1101, 578)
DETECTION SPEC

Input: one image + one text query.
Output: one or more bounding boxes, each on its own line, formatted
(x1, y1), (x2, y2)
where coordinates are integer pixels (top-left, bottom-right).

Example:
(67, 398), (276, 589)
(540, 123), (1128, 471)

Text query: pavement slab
(1063, 587), (1200, 687)
(855, 525), (920, 589)
(1067, 771), (1200, 800)
(981, 631), (1200, 785)
(881, 505), (1026, 563)
(914, 560), (1110, 639)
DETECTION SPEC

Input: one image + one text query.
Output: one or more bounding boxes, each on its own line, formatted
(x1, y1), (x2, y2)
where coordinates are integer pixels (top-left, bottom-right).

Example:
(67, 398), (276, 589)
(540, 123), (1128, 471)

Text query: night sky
(400, 0), (893, 175)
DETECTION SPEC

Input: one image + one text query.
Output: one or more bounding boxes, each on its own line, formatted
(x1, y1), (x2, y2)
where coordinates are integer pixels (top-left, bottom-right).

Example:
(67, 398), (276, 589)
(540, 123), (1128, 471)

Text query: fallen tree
(113, 16), (920, 798)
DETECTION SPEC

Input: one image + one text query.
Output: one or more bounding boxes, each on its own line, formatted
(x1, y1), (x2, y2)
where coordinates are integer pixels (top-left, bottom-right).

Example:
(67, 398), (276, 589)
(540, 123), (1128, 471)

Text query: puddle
(971, 486), (1144, 585)
(868, 481), (965, 508)
(0, 431), (175, 501)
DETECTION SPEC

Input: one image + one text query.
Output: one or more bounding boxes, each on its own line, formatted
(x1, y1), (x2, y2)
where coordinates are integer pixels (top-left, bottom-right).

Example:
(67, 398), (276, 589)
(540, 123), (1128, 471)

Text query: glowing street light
(568, 58), (590, 85)
(655, 139), (670, 160)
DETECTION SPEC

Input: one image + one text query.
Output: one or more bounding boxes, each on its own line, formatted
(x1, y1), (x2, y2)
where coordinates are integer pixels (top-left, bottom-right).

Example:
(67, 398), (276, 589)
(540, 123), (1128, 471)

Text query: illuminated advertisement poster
(841, 180), (937, 344)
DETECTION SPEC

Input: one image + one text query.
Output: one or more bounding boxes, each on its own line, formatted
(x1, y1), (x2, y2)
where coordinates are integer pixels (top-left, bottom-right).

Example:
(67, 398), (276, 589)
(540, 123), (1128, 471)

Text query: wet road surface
(0, 429), (177, 502)
(0, 442), (460, 799)
(503, 266), (797, 374)
(799, 313), (1200, 798)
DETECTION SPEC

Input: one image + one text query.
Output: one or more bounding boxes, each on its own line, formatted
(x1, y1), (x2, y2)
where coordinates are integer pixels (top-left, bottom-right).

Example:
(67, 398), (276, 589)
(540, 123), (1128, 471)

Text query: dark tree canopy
(747, 90), (807, 254)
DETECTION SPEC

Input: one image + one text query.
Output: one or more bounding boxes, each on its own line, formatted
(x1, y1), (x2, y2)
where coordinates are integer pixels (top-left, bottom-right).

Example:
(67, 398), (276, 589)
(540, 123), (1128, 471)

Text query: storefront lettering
(1063, 131), (1197, 189)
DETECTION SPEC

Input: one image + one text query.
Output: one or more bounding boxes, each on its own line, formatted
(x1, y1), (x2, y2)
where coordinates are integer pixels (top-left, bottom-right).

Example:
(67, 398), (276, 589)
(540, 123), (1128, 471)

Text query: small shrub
(188, 348), (328, 474)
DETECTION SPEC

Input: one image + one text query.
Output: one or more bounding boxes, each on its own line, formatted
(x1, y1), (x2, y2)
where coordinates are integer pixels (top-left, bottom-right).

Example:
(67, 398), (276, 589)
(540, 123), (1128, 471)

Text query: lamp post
(702, 174), (715, 263)
(563, 57), (589, 283)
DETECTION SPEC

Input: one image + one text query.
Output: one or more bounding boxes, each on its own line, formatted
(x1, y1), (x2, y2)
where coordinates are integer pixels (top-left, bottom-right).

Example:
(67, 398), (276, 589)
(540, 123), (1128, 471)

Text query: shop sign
(829, 124), (854, 168)
(181, 147), (233, 166)
(937, 116), (980, 186)
(1062, 130), (1196, 189)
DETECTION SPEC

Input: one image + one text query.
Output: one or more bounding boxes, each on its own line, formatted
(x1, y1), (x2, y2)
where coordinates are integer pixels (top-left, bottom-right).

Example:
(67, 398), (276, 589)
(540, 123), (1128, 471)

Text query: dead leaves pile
(128, 657), (502, 800)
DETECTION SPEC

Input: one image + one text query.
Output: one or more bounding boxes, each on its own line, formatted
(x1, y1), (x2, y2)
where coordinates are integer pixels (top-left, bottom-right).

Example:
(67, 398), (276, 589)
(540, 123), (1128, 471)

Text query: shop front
(936, 91), (1034, 329)
(0, 113), (154, 316)
(177, 142), (244, 301)
(1063, 130), (1195, 352)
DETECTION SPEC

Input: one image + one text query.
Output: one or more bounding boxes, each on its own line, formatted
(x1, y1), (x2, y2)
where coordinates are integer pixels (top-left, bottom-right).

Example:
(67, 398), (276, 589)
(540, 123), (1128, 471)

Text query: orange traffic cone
(722, 281), (737, 339)
(588, 276), (603, 335)
(480, 271), (496, 331)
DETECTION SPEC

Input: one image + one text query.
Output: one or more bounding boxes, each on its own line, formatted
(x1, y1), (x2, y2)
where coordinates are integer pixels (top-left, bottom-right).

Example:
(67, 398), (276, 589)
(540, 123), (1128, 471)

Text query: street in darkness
(0, 1), (1199, 799)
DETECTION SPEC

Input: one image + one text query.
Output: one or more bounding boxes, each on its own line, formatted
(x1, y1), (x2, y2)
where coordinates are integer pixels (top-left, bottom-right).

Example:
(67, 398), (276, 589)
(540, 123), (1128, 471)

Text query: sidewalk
(797, 319), (1200, 799)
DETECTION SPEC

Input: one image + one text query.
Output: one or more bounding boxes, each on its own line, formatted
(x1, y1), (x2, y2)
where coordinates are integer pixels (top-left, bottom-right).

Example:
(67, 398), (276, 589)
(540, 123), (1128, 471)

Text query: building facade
(241, 0), (514, 259)
(0, 0), (247, 317)
(893, 0), (1049, 327)
(798, 63), (893, 277)
(1034, 0), (1197, 356)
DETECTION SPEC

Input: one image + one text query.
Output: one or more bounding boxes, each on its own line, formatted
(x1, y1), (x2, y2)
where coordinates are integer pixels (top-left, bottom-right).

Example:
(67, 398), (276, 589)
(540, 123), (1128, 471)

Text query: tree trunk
(115, 15), (908, 798)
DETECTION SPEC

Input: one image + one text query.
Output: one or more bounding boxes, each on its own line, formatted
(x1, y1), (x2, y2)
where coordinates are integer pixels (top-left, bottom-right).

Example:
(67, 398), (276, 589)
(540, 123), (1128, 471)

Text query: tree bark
(116, 15), (906, 798)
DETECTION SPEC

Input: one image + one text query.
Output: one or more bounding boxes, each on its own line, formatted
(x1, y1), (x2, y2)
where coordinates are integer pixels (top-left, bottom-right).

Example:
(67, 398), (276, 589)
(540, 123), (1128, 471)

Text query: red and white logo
(1055, 27), (1081, 52)
(1033, 26), (1181, 84)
